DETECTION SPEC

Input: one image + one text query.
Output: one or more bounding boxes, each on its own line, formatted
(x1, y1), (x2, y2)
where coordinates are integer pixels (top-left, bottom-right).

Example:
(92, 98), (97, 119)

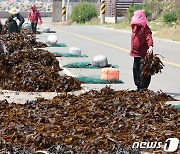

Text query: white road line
(59, 63), (76, 77)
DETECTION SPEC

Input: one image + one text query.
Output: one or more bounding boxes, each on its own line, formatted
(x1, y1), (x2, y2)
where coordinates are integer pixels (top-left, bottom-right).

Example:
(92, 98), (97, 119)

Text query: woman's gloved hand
(148, 46), (153, 54)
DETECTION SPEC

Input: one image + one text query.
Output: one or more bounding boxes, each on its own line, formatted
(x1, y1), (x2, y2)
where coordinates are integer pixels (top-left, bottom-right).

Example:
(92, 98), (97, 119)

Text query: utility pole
(62, 0), (66, 21)
(100, 0), (105, 24)
(66, 0), (70, 21)
(52, 0), (62, 22)
(142, 0), (146, 5)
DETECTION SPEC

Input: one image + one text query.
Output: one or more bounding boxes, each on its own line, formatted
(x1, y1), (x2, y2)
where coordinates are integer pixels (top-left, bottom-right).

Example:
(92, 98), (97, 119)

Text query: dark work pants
(31, 22), (37, 34)
(133, 57), (151, 89)
(0, 24), (2, 33)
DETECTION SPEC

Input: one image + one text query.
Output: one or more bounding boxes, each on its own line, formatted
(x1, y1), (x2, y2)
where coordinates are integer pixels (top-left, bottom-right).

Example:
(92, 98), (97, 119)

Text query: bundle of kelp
(0, 49), (81, 92)
(0, 87), (179, 153)
(142, 53), (164, 76)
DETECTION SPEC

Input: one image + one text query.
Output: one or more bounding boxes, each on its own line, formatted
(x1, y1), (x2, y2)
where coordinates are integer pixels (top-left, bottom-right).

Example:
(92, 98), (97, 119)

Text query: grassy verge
(85, 18), (180, 42)
(84, 17), (101, 25)
(154, 26), (180, 42)
(85, 18), (131, 30)
(109, 20), (131, 30)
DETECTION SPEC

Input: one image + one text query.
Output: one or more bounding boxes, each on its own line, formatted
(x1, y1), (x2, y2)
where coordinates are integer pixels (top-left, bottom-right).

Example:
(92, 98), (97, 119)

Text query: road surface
(38, 17), (180, 100)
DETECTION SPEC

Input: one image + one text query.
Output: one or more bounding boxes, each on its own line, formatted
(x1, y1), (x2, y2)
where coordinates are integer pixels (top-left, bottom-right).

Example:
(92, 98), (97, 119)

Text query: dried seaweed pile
(1, 17), (41, 36)
(0, 49), (81, 92)
(0, 145), (35, 154)
(0, 17), (12, 34)
(0, 18), (47, 52)
(21, 28), (41, 35)
(0, 18), (81, 92)
(142, 53), (164, 76)
(0, 87), (179, 153)
(0, 33), (47, 53)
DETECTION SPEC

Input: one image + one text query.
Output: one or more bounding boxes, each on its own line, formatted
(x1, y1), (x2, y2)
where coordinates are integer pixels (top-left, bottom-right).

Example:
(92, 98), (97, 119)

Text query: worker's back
(7, 20), (18, 33)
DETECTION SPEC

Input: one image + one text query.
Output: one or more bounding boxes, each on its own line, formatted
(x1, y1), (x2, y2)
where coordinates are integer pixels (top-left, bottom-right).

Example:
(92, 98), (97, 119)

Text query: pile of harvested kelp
(0, 18), (81, 92)
(0, 49), (81, 92)
(0, 33), (47, 53)
(21, 28), (41, 35)
(0, 144), (140, 154)
(0, 18), (47, 52)
(0, 145), (35, 154)
(142, 53), (164, 76)
(0, 87), (179, 153)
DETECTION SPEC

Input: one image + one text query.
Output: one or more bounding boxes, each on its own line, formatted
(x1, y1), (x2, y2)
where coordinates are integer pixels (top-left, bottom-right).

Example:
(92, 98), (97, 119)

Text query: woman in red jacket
(130, 10), (153, 90)
(28, 4), (42, 34)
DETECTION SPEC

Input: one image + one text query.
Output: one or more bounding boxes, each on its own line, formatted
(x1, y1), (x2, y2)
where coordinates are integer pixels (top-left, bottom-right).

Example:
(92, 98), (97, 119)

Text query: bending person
(8, 7), (24, 33)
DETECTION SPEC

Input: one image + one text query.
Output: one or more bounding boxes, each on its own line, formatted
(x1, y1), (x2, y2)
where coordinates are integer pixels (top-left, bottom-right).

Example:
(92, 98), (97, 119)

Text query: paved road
(39, 17), (180, 99)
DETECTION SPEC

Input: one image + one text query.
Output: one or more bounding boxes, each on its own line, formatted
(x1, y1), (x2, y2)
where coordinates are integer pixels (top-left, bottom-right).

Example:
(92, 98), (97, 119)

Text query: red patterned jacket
(28, 9), (41, 23)
(130, 24), (153, 57)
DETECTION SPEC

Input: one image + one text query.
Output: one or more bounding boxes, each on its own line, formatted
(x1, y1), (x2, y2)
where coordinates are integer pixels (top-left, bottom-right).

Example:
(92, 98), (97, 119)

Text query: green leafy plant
(175, 9), (180, 22)
(163, 12), (177, 23)
(71, 2), (97, 23)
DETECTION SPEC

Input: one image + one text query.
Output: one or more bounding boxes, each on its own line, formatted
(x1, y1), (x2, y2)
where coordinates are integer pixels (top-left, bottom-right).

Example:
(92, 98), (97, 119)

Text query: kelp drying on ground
(0, 17), (47, 51)
(21, 28), (41, 35)
(0, 32), (47, 53)
(0, 87), (179, 153)
(0, 19), (81, 92)
(0, 49), (81, 92)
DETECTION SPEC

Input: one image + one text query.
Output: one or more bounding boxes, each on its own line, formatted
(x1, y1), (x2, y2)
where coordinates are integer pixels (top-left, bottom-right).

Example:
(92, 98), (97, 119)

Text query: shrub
(163, 12), (177, 23)
(145, 0), (163, 20)
(175, 9), (180, 22)
(127, 4), (142, 21)
(71, 2), (97, 23)
(127, 4), (151, 21)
